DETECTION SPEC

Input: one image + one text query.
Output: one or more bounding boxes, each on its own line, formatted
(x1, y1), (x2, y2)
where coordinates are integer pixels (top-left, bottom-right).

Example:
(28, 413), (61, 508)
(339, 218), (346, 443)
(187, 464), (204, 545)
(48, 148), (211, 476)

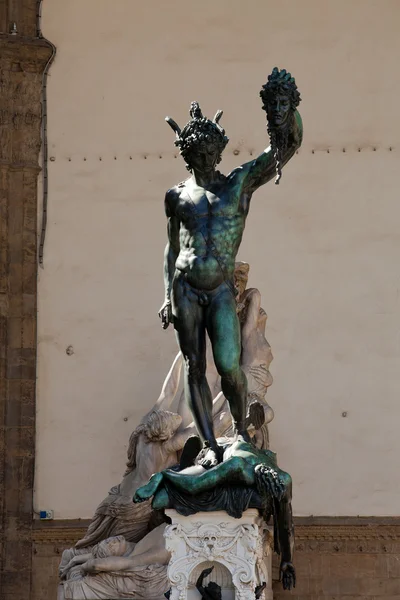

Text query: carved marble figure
(75, 403), (251, 551)
(134, 438), (296, 590)
(164, 509), (274, 600)
(74, 409), (185, 550)
(159, 68), (302, 466)
(58, 69), (302, 599)
(59, 404), (265, 599)
(58, 527), (170, 600)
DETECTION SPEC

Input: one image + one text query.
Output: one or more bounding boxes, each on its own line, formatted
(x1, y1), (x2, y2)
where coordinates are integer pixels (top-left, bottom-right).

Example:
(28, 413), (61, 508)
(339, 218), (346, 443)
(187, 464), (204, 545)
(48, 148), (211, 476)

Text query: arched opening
(188, 561), (234, 600)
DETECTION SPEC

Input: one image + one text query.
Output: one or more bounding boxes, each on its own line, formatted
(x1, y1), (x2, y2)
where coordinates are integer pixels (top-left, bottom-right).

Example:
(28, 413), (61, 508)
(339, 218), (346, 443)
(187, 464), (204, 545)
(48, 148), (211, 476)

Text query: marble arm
(163, 422), (199, 454)
(59, 553), (92, 579)
(82, 543), (170, 575)
(81, 556), (135, 574)
(240, 288), (262, 341)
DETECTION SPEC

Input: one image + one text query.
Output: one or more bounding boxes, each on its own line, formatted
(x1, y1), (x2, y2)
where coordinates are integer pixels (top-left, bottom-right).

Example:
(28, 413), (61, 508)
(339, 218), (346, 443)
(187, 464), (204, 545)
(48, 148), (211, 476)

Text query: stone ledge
(32, 517), (400, 545)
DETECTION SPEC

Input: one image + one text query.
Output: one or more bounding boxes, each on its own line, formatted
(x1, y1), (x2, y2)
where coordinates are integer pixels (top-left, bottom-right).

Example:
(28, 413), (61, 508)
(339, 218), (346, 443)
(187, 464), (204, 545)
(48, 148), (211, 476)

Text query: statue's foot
(133, 472), (164, 503)
(196, 442), (224, 469)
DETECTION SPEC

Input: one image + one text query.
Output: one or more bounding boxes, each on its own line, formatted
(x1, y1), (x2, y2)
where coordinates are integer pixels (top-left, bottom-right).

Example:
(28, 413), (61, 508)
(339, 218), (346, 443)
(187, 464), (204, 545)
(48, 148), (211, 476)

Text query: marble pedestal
(164, 509), (273, 600)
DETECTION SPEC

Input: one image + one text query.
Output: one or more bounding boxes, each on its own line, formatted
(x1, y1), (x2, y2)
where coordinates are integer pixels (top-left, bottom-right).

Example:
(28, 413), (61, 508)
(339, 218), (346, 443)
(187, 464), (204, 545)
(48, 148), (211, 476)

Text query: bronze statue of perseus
(159, 68), (303, 467)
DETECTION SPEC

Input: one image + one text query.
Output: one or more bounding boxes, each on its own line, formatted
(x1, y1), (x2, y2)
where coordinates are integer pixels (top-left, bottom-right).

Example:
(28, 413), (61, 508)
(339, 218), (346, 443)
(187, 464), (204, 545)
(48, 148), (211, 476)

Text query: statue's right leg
(172, 275), (217, 456)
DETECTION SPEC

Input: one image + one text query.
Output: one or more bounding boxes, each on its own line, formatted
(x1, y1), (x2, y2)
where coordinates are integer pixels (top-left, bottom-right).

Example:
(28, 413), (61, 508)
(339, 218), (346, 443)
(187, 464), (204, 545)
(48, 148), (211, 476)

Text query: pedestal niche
(164, 509), (273, 600)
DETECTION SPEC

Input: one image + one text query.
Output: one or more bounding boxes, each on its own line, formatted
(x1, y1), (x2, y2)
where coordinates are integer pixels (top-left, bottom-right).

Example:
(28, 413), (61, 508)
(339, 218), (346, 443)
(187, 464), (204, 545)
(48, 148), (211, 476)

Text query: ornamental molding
(164, 510), (273, 600)
(32, 520), (400, 546)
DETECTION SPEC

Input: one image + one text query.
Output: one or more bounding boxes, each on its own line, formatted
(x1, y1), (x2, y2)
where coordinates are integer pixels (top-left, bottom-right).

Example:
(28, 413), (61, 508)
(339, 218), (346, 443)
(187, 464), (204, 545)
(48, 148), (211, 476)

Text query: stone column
(164, 509), (273, 600)
(0, 5), (53, 598)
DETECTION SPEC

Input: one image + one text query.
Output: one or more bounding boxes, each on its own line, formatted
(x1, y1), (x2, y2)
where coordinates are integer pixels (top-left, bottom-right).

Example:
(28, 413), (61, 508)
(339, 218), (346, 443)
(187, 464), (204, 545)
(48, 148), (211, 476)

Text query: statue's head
(205, 582), (222, 600)
(165, 102), (229, 173)
(234, 261), (250, 299)
(125, 410), (182, 475)
(142, 409), (182, 442)
(260, 67), (301, 129)
(94, 535), (128, 558)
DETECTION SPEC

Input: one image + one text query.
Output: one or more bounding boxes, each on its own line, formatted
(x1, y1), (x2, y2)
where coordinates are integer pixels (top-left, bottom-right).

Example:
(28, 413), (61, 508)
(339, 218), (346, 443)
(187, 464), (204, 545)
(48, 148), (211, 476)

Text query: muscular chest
(177, 187), (242, 224)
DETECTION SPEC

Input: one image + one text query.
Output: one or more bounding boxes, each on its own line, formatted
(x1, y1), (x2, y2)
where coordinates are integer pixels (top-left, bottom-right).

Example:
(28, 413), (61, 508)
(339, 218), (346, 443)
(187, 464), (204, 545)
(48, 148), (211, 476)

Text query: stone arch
(189, 561), (234, 600)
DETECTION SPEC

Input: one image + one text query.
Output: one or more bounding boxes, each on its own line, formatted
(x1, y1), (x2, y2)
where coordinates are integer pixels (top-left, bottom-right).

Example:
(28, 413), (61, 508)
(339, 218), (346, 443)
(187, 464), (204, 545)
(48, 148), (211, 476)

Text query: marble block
(164, 509), (273, 600)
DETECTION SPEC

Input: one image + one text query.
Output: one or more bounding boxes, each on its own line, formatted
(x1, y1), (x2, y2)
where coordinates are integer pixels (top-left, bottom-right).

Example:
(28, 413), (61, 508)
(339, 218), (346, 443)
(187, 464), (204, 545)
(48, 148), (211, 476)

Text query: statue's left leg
(206, 287), (249, 441)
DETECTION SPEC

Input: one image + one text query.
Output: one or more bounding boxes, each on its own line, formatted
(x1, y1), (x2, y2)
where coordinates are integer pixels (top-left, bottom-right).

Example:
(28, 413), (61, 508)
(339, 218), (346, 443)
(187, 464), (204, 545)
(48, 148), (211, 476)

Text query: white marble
(164, 509), (273, 600)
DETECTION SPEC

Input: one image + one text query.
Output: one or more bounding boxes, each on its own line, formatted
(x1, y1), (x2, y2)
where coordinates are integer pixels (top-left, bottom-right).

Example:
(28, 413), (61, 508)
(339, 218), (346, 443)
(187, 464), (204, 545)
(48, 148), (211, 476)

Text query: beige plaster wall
(35, 0), (400, 518)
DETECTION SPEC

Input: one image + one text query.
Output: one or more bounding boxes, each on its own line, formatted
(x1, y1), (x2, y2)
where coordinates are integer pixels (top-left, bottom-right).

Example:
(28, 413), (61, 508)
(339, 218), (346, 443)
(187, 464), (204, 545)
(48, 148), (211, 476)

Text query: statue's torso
(173, 176), (249, 290)
(224, 440), (277, 467)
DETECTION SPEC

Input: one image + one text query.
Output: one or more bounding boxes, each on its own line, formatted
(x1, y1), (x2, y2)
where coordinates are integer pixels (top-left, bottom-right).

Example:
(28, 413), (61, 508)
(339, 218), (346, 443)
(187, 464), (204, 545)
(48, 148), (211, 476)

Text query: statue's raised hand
(260, 67), (301, 129)
(158, 300), (172, 330)
(201, 566), (214, 578)
(280, 561), (296, 590)
(259, 68), (302, 184)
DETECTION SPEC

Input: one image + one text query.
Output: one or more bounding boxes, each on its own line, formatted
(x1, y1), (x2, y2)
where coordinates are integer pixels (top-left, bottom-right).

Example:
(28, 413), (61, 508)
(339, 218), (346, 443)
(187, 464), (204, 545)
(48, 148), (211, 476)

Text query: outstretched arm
(234, 110), (303, 195)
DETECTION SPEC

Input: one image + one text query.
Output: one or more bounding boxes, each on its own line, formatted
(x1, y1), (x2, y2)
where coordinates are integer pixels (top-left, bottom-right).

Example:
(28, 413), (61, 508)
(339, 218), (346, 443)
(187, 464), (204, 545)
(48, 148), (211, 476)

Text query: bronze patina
(159, 68), (302, 467)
